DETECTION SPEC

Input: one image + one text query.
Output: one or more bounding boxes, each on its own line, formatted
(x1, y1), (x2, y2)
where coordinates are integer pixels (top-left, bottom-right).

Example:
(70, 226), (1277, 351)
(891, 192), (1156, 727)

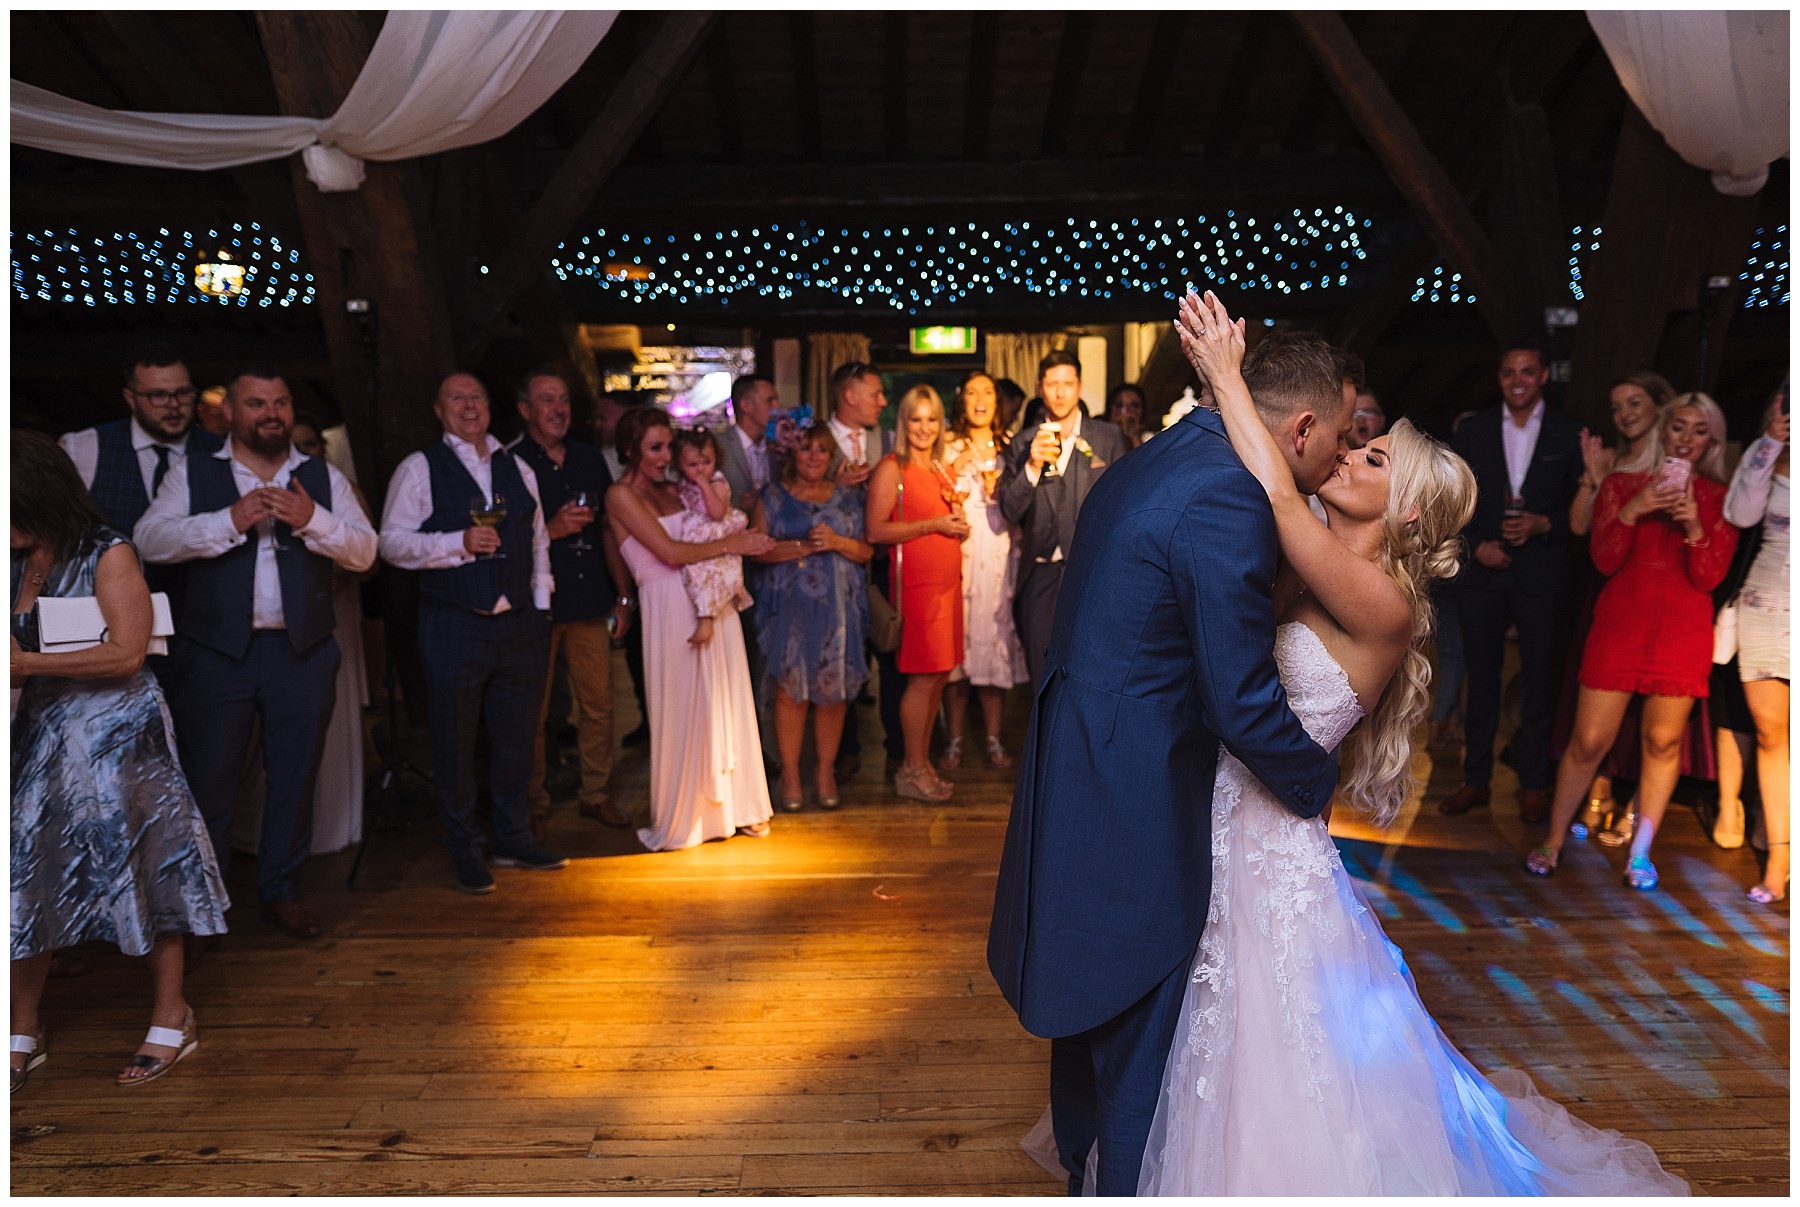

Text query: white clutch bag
(36, 593), (175, 657)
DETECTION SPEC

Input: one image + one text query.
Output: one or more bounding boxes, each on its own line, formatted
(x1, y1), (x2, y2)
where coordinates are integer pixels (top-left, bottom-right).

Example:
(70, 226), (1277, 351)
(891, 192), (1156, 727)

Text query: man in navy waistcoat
(60, 343), (221, 664)
(378, 373), (567, 894)
(508, 366), (636, 837)
(136, 368), (376, 940)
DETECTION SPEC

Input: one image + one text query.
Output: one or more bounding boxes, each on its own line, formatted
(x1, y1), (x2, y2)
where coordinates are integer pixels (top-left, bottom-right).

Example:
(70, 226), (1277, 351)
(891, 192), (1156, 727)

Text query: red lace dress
(1579, 471), (1738, 697)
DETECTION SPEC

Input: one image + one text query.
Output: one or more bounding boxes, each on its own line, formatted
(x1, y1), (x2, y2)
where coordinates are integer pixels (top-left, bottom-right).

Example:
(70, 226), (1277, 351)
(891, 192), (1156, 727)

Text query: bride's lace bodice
(1266, 621), (1364, 752)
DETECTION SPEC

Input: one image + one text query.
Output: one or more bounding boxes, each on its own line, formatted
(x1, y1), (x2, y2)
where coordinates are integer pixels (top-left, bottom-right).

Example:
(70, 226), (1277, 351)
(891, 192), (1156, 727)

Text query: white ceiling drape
(1587, 9), (1788, 196)
(10, 10), (617, 193)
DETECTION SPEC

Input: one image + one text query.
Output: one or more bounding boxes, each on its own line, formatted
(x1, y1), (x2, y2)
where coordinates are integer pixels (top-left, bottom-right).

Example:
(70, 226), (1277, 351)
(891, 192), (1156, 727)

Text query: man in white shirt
(379, 373), (567, 894)
(136, 368), (377, 939)
(61, 343), (222, 608)
(823, 361), (902, 780)
(1438, 346), (1582, 825)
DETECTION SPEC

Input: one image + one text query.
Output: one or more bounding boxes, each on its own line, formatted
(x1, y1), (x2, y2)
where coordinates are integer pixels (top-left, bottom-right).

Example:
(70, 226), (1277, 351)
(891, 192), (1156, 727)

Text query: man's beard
(242, 424), (291, 458)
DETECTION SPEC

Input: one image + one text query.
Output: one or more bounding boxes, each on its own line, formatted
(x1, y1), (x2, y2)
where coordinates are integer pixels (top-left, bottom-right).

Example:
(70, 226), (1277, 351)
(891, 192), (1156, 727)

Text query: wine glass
(568, 490), (595, 552)
(469, 491), (508, 560)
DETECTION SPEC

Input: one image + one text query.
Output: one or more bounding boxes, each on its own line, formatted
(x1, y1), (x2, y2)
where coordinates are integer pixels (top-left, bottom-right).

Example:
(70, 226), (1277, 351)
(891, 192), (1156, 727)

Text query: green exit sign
(909, 326), (977, 355)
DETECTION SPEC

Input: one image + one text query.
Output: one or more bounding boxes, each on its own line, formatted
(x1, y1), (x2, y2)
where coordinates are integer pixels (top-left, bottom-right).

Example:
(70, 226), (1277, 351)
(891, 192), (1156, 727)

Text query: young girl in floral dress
(672, 429), (754, 648)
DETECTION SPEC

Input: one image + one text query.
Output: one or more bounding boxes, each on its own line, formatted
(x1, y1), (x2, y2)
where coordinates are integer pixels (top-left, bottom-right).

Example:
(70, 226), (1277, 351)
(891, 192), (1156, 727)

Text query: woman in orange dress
(867, 384), (971, 801)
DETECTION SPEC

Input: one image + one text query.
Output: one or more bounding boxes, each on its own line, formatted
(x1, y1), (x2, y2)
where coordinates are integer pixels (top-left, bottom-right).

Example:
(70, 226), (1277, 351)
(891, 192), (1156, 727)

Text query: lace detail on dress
(1190, 624), (1363, 1101)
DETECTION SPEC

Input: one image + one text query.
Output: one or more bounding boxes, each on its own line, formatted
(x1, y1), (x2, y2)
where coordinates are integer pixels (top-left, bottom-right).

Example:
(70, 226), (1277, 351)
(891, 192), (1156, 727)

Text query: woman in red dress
(1529, 394), (1739, 889)
(866, 384), (970, 802)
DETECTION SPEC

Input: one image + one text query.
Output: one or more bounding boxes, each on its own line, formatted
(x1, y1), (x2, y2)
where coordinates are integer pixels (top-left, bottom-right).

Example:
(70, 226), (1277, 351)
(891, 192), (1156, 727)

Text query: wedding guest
(230, 413), (377, 857)
(750, 424), (874, 810)
(11, 432), (228, 1089)
(1348, 388), (1387, 449)
(824, 361), (902, 779)
(866, 385), (971, 802)
(605, 408), (775, 849)
(1551, 370), (1674, 842)
(596, 392), (650, 748)
(510, 368), (634, 835)
(1106, 382), (1149, 449)
(378, 373), (567, 894)
(137, 368), (377, 939)
(941, 370), (1027, 771)
(670, 428), (753, 649)
(1723, 387), (1789, 903)
(58, 344), (221, 672)
(1437, 346), (1583, 825)
(999, 351), (1130, 685)
(1528, 394), (1739, 889)
(994, 377), (1028, 437)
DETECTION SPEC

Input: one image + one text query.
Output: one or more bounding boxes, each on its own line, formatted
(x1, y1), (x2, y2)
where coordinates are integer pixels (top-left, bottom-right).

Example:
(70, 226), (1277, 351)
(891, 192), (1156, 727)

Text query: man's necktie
(151, 445), (171, 497)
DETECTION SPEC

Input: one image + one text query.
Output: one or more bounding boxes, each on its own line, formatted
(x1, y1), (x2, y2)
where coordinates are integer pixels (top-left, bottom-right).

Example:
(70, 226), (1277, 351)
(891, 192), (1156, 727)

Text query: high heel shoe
(1569, 795), (1609, 840)
(894, 765), (954, 802)
(10, 1033), (46, 1093)
(1712, 796), (1746, 849)
(1596, 802), (1637, 847)
(117, 1008), (196, 1086)
(1747, 842), (1789, 904)
(984, 735), (1013, 769)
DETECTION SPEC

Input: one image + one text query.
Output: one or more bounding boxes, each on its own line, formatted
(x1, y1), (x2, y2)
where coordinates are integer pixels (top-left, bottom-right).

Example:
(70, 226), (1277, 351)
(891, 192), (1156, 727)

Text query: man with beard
(136, 368), (377, 939)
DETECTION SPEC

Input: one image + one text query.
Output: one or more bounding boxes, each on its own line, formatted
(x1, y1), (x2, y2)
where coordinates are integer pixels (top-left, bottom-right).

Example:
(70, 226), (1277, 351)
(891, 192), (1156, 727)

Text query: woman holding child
(605, 409), (776, 850)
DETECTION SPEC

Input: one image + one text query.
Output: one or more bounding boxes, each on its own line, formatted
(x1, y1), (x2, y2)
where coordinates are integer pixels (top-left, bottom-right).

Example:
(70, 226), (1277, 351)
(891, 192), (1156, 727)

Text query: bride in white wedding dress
(1116, 292), (1686, 1195)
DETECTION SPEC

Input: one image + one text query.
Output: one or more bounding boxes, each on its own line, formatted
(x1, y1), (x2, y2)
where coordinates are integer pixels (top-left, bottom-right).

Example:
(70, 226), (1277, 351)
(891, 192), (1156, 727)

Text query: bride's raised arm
(1175, 289), (1408, 646)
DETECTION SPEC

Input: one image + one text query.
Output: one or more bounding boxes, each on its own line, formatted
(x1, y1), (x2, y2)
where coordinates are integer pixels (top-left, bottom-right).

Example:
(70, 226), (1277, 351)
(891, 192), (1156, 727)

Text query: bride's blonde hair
(1339, 419), (1476, 826)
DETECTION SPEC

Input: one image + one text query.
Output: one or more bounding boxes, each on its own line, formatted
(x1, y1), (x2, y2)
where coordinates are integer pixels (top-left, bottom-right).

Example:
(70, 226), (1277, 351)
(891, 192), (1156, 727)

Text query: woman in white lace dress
(1105, 291), (1685, 1194)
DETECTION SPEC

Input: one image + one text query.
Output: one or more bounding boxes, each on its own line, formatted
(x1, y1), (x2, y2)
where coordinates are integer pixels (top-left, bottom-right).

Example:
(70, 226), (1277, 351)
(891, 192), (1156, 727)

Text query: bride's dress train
(1030, 623), (1686, 1195)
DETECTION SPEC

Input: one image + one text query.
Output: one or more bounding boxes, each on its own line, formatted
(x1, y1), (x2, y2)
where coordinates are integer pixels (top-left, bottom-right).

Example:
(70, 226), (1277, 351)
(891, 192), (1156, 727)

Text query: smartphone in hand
(1656, 455), (1692, 494)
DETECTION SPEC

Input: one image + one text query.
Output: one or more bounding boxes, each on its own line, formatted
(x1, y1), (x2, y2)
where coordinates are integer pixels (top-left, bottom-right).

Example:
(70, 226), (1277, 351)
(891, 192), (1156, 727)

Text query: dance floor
(10, 665), (1788, 1196)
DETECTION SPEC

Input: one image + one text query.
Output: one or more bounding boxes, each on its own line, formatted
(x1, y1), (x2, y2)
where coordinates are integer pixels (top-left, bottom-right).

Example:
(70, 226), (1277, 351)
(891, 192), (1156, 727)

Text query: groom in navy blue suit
(989, 329), (1356, 1195)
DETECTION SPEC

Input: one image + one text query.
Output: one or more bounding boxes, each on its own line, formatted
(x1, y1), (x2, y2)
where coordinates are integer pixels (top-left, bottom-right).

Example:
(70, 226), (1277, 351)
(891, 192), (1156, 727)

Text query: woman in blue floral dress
(750, 424), (874, 811)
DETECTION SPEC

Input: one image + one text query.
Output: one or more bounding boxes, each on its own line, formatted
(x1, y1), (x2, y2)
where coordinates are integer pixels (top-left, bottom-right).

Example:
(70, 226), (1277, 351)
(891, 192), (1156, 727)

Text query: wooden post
(1566, 105), (1760, 426)
(1288, 11), (1539, 346)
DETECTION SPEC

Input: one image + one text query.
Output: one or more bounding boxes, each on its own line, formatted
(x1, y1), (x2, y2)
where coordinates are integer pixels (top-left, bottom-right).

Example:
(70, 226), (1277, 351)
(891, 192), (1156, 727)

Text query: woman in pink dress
(605, 408), (775, 850)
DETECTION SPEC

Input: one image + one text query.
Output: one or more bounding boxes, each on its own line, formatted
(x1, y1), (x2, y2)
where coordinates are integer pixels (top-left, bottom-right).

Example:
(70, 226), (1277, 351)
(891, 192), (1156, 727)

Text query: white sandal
(10, 1033), (46, 1093)
(116, 1009), (196, 1087)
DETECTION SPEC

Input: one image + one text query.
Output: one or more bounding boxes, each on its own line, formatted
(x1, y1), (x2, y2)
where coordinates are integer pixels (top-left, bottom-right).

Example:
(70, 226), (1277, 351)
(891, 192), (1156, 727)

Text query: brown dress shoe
(261, 899), (323, 940)
(579, 797), (632, 828)
(1517, 788), (1549, 824)
(1436, 784), (1490, 816)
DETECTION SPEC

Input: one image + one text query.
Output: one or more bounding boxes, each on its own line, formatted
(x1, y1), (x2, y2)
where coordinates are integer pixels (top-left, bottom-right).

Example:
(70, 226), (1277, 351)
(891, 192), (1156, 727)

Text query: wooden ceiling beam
(1205, 14), (1274, 159)
(1040, 12), (1096, 158)
(1122, 12), (1186, 157)
(459, 10), (718, 363)
(884, 13), (909, 159)
(705, 24), (744, 161)
(962, 13), (1001, 160)
(584, 153), (1399, 218)
(790, 13), (824, 161)
(1290, 11), (1537, 345)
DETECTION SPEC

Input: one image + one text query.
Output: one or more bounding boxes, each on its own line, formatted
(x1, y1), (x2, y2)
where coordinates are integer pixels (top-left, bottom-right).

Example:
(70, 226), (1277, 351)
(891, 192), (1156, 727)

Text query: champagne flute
(568, 490), (594, 551)
(470, 491), (508, 560)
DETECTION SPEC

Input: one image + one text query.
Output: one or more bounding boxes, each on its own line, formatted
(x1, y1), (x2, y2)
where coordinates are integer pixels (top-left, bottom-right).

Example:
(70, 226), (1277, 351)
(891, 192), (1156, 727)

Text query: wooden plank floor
(11, 657), (1788, 1196)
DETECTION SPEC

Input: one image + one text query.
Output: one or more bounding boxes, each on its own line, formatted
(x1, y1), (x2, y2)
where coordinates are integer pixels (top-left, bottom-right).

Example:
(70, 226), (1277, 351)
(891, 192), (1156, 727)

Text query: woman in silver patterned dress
(10, 432), (229, 1091)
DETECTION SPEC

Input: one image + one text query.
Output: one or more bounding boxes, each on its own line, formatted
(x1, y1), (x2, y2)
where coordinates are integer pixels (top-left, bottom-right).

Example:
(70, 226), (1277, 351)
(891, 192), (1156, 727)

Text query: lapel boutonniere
(1073, 436), (1095, 461)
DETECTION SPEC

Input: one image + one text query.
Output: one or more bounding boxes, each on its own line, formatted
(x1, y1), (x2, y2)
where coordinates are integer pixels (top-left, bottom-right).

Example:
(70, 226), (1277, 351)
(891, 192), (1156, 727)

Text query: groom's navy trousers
(988, 406), (1338, 1194)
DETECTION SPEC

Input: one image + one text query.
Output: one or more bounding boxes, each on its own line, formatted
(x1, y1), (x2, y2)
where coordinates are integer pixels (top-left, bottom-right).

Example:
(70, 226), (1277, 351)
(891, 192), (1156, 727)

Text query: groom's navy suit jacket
(987, 405), (1339, 1040)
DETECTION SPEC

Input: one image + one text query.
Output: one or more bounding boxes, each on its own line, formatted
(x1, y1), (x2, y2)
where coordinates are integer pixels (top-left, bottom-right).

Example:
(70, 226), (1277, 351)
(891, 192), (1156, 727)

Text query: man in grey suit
(718, 375), (777, 510)
(999, 349), (1132, 685)
(823, 361), (902, 778)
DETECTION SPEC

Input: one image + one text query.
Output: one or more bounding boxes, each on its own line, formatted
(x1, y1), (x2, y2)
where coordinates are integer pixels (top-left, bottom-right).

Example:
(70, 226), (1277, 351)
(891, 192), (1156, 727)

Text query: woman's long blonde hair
(1666, 391), (1730, 484)
(1608, 368), (1674, 475)
(1338, 419), (1477, 826)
